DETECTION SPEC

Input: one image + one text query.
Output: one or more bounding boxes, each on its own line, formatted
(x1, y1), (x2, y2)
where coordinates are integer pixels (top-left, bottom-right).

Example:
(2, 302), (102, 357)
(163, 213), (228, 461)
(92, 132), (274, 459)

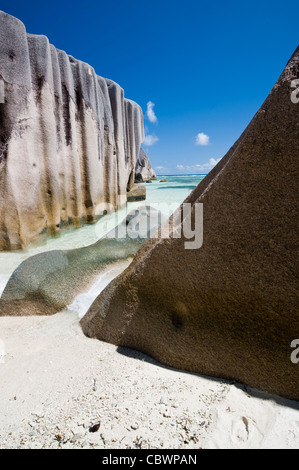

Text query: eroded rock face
(0, 11), (145, 250)
(135, 148), (157, 182)
(81, 48), (299, 400)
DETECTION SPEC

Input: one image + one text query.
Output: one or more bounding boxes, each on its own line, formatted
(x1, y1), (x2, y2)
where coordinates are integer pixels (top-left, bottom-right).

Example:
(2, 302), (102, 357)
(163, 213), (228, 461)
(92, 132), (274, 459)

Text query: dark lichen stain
(54, 94), (61, 144)
(36, 76), (46, 101)
(0, 93), (12, 163)
(0, 140), (8, 164)
(62, 84), (72, 146)
(8, 51), (15, 61)
(84, 199), (93, 209)
(75, 89), (83, 111)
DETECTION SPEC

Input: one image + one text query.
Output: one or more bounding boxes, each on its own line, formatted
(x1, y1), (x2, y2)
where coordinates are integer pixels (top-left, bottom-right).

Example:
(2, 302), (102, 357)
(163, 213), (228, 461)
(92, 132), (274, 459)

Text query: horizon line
(155, 173), (208, 176)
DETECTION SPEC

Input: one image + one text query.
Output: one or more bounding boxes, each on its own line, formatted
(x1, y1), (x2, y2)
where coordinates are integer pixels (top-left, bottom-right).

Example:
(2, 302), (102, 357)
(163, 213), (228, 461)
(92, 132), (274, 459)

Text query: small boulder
(127, 184), (146, 202)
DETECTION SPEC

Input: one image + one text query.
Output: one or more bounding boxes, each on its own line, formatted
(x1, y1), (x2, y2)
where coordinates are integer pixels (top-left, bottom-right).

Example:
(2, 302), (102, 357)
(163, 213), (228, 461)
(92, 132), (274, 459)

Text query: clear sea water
(0, 174), (205, 299)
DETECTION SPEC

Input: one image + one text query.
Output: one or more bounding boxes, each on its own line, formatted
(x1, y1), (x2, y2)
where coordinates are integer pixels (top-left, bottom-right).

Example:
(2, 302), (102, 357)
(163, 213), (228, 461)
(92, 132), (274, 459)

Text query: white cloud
(195, 158), (221, 171)
(176, 158), (221, 173)
(195, 132), (210, 146)
(208, 158), (220, 167)
(146, 101), (158, 123)
(155, 166), (165, 170)
(144, 134), (159, 146)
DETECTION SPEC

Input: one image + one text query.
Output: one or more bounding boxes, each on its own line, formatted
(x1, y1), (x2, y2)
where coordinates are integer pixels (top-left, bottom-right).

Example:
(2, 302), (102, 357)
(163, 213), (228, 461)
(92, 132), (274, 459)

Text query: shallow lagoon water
(0, 175), (205, 296)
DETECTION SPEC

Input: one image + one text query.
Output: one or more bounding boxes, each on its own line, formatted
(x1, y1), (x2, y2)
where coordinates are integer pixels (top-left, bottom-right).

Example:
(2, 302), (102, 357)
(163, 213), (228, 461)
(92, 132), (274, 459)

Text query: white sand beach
(0, 261), (298, 450)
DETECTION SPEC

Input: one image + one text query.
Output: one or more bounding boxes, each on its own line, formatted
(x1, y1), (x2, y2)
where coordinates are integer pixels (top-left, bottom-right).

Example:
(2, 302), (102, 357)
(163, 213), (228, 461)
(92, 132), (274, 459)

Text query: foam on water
(67, 260), (132, 319)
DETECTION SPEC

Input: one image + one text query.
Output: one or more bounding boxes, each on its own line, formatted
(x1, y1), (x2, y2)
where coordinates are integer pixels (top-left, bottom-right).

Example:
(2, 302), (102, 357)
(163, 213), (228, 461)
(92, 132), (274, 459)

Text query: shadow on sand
(116, 345), (299, 411)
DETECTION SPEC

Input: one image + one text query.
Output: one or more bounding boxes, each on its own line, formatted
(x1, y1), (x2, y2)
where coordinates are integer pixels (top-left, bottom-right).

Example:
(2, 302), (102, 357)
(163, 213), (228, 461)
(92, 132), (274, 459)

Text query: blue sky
(2, 0), (298, 174)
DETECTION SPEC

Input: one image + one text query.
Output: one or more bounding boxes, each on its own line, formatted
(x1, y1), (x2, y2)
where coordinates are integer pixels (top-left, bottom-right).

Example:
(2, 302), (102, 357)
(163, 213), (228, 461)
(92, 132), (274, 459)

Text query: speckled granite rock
(0, 11), (145, 250)
(81, 47), (299, 401)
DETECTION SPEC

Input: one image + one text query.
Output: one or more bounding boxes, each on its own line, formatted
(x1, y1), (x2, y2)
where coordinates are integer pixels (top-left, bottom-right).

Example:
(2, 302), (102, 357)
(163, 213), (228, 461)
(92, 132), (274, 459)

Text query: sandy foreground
(0, 261), (298, 450)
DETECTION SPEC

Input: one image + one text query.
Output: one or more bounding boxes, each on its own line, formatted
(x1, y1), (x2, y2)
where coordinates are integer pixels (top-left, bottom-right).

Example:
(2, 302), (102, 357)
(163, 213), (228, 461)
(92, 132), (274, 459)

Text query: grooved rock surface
(0, 11), (144, 250)
(135, 148), (157, 182)
(81, 48), (299, 401)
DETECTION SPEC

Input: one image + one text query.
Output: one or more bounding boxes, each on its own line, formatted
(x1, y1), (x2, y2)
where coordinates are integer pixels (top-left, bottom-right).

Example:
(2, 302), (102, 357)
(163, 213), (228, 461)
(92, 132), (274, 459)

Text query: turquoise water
(144, 174), (205, 206)
(0, 174), (205, 293)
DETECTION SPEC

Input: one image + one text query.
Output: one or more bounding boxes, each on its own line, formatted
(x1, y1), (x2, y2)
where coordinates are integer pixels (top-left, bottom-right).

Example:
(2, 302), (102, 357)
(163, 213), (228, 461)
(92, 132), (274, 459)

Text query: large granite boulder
(135, 148), (157, 182)
(0, 11), (147, 250)
(81, 48), (299, 400)
(0, 206), (164, 316)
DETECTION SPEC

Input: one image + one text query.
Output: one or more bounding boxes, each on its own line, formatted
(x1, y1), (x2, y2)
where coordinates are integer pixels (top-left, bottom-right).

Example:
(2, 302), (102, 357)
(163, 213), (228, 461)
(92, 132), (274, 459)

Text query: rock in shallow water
(80, 48), (299, 401)
(0, 11), (146, 250)
(0, 206), (164, 316)
(126, 184), (146, 202)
